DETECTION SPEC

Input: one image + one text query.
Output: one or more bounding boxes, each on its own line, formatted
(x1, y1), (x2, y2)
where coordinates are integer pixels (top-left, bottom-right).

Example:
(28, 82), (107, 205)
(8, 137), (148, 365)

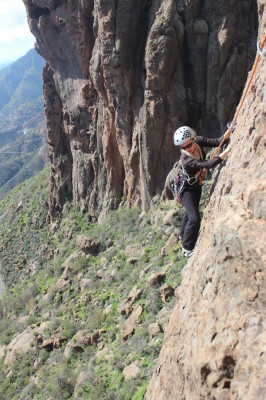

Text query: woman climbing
(173, 126), (231, 257)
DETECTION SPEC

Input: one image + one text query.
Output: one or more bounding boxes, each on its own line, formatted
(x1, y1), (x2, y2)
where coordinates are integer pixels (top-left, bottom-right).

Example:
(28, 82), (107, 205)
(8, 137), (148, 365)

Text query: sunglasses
(181, 142), (194, 150)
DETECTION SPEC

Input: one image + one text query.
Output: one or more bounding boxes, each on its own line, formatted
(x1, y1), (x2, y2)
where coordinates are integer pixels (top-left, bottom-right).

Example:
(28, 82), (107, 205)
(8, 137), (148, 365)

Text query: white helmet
(174, 126), (197, 146)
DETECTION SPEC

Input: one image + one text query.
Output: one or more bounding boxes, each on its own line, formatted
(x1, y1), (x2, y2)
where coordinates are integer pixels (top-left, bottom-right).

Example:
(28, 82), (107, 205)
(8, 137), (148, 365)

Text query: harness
(173, 163), (203, 203)
(179, 164), (203, 185)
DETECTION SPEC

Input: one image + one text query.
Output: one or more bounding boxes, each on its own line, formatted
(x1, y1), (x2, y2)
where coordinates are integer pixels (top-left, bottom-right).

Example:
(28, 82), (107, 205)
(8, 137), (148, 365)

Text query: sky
(0, 0), (35, 65)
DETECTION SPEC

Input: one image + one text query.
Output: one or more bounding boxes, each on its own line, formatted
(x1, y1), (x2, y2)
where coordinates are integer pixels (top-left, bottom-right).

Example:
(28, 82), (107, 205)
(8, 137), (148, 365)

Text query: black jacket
(181, 136), (224, 178)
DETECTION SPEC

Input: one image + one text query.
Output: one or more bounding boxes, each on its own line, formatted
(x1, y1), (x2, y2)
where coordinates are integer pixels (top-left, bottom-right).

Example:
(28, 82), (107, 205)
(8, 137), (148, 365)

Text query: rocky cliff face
(23, 0), (258, 219)
(145, 4), (266, 400)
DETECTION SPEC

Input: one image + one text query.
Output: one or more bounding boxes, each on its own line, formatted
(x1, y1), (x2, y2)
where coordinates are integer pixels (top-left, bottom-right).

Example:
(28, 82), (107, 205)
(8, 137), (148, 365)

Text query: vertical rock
(145, 5), (266, 399)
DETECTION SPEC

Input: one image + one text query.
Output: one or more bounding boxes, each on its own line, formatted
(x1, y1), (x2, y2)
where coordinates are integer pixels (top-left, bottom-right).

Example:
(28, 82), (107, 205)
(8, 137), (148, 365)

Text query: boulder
(160, 284), (175, 303)
(76, 234), (103, 255)
(74, 330), (92, 346)
(160, 232), (179, 256)
(124, 244), (142, 258)
(118, 286), (143, 317)
(41, 339), (54, 351)
(64, 342), (84, 359)
(79, 278), (92, 292)
(121, 305), (143, 340)
(4, 322), (50, 365)
(162, 209), (180, 226)
(54, 276), (70, 290)
(123, 361), (141, 381)
(61, 252), (82, 274)
(148, 323), (163, 338)
(147, 271), (166, 287)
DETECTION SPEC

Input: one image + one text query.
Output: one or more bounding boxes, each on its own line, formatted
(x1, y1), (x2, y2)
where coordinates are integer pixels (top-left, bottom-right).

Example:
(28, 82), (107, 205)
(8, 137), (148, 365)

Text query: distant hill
(0, 49), (45, 130)
(0, 49), (47, 197)
(0, 62), (11, 71)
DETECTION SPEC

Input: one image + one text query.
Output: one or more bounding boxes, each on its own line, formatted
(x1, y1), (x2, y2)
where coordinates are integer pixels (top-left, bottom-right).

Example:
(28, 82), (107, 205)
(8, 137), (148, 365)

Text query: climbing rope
(212, 31), (266, 158)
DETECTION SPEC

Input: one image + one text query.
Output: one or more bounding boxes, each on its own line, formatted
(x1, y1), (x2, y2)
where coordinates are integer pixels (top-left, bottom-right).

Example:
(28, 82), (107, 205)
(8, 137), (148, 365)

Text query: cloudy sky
(0, 0), (35, 65)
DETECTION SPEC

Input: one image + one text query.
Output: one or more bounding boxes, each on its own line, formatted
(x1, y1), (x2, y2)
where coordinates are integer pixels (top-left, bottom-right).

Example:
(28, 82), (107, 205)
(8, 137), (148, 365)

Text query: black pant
(180, 185), (202, 251)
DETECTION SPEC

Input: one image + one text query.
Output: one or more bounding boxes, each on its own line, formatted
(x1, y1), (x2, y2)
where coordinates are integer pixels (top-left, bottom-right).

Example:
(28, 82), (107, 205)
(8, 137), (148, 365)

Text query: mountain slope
(0, 50), (47, 197)
(0, 49), (44, 130)
(0, 166), (189, 399)
(0, 62), (11, 71)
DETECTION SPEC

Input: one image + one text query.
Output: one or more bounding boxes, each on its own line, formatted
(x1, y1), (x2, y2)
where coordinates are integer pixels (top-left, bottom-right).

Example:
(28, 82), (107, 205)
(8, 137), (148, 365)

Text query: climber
(173, 126), (231, 257)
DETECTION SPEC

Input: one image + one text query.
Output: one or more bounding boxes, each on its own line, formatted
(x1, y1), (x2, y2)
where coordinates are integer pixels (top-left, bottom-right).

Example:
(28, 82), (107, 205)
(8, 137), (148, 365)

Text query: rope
(212, 31), (266, 158)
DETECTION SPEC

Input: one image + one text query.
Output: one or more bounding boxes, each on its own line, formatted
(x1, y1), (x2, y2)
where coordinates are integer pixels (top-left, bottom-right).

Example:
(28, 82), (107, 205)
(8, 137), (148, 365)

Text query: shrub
(132, 381), (149, 400)
(61, 318), (79, 339)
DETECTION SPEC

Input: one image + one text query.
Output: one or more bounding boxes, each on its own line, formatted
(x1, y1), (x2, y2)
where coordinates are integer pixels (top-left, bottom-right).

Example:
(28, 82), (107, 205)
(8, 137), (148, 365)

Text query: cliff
(22, 0), (258, 219)
(19, 1), (266, 399)
(145, 3), (266, 400)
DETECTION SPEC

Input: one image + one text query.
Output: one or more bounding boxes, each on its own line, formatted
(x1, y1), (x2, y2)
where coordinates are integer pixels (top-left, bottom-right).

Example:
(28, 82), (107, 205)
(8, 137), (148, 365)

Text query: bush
(132, 381), (149, 400)
(61, 318), (79, 339)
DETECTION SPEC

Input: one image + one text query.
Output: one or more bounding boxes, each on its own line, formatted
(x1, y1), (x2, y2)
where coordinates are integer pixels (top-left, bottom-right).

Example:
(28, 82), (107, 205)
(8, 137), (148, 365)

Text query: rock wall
(22, 0), (258, 218)
(145, 4), (266, 400)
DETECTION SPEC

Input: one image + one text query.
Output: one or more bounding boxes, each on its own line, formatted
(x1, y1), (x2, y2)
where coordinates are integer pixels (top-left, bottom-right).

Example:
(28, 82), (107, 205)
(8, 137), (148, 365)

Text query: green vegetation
(0, 127), (46, 198)
(0, 49), (46, 197)
(0, 167), (192, 399)
(0, 49), (44, 129)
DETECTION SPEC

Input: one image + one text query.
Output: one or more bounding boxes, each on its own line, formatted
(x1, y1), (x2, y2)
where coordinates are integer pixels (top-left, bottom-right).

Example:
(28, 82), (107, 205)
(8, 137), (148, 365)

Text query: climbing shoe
(182, 247), (193, 258)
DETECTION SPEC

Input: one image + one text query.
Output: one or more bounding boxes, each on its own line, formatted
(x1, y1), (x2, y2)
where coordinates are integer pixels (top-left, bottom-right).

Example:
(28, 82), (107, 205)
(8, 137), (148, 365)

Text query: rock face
(145, 6), (266, 400)
(23, 0), (258, 218)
